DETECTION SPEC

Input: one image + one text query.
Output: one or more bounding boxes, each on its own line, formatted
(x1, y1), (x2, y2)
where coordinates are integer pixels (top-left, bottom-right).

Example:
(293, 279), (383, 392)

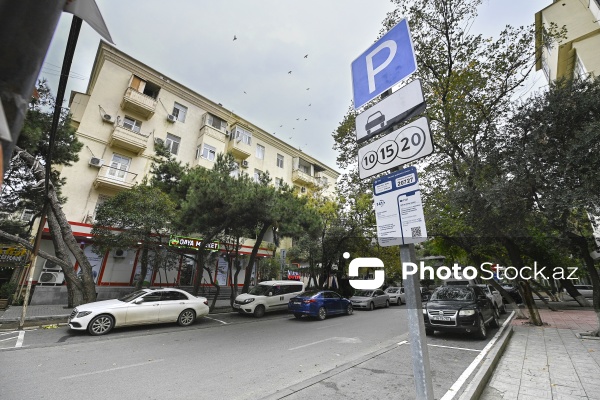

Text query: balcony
(109, 125), (150, 155)
(292, 169), (316, 186)
(227, 139), (252, 159)
(121, 87), (157, 119)
(93, 166), (138, 191)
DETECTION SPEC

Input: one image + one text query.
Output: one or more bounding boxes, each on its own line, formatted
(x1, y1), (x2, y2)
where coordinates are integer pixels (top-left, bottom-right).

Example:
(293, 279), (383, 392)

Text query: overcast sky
(41, 0), (551, 171)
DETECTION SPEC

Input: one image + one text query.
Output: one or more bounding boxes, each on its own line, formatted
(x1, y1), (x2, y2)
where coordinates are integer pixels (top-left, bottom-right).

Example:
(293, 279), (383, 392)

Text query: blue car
(288, 290), (353, 320)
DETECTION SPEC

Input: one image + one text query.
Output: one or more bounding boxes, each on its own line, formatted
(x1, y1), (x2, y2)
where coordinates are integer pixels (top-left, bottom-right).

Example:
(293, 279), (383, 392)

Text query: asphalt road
(0, 306), (508, 400)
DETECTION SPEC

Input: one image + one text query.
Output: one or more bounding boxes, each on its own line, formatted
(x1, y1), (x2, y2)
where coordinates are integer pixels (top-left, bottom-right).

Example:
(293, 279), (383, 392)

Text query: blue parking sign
(351, 18), (417, 109)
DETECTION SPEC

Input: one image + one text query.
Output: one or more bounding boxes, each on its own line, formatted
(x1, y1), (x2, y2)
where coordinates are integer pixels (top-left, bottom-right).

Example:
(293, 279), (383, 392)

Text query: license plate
(292, 301), (301, 305)
(431, 316), (451, 321)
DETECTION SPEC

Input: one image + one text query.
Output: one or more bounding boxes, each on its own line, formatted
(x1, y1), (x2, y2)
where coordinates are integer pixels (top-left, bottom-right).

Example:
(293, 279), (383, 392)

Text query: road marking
(0, 331), (18, 336)
(59, 359), (165, 380)
(204, 316), (228, 325)
(15, 331), (25, 348)
(440, 312), (515, 400)
(316, 323), (342, 330)
(397, 340), (408, 346)
(428, 344), (481, 352)
(289, 337), (361, 351)
(0, 335), (18, 342)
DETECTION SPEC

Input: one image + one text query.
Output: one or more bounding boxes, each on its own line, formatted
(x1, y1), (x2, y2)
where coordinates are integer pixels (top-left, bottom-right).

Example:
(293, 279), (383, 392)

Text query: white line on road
(16, 331), (25, 348)
(59, 359), (165, 380)
(289, 337), (361, 351)
(428, 344), (481, 352)
(397, 340), (408, 346)
(205, 316), (228, 325)
(0, 331), (18, 336)
(316, 323), (342, 330)
(0, 336), (18, 342)
(440, 312), (515, 400)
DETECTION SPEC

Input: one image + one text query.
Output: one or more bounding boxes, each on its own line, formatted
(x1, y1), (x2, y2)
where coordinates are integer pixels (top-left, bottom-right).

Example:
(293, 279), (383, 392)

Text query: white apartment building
(31, 41), (338, 302)
(535, 0), (600, 81)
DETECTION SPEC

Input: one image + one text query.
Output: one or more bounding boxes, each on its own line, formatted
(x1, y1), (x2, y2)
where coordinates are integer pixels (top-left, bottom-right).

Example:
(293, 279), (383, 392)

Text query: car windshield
(385, 288), (399, 293)
(430, 287), (474, 301)
(118, 290), (147, 302)
(353, 290), (374, 297)
(248, 285), (271, 296)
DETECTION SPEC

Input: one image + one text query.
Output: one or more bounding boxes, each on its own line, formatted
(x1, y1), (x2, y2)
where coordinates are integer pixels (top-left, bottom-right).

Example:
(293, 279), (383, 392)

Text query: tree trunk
(529, 282), (557, 311)
(230, 237), (242, 307)
(562, 278), (590, 307)
(575, 238), (600, 336)
(47, 211), (85, 306)
(242, 223), (271, 293)
(136, 244), (149, 290)
(0, 230), (73, 270)
(520, 281), (543, 326)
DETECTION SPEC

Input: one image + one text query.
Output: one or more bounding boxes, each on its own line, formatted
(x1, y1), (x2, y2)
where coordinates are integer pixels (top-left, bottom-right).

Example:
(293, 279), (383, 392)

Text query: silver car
(350, 289), (390, 310)
(68, 288), (209, 336)
(384, 287), (405, 305)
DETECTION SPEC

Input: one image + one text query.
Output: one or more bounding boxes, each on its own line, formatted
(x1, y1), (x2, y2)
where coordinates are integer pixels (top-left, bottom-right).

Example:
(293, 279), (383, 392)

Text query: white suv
(233, 280), (305, 317)
(476, 284), (506, 314)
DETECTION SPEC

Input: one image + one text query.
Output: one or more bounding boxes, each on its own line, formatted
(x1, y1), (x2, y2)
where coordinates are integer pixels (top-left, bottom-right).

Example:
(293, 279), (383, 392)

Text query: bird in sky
(304, 54), (308, 58)
(289, 136), (293, 139)
(296, 118), (299, 121)
(288, 71), (292, 74)
(308, 103), (311, 106)
(243, 91), (247, 94)
(280, 125), (283, 127)
(233, 35), (237, 41)
(306, 88), (310, 90)
(304, 119), (307, 121)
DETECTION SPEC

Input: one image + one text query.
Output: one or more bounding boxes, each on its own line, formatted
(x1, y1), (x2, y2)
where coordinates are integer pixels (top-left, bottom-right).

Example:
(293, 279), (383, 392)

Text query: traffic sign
(357, 116), (433, 180)
(372, 166), (427, 246)
(355, 79), (426, 143)
(351, 18), (417, 109)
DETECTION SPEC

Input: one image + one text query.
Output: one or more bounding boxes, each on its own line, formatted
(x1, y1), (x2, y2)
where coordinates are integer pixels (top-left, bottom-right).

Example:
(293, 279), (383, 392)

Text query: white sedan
(68, 288), (209, 336)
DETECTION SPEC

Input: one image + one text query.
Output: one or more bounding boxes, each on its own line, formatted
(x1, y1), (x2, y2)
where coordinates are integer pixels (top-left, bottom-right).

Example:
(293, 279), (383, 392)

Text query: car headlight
(242, 298), (255, 304)
(459, 309), (476, 316)
(76, 311), (92, 318)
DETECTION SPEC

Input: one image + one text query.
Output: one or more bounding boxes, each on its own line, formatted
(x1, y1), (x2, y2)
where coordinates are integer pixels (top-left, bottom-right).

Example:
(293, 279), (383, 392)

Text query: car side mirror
(134, 298), (144, 304)
(267, 292), (272, 297)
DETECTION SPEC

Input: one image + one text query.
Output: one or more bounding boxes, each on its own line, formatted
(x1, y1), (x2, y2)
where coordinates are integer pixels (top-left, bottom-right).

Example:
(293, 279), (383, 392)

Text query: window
(172, 102), (187, 122)
(256, 144), (265, 159)
(20, 209), (34, 222)
(165, 133), (181, 155)
(574, 56), (587, 81)
(122, 116), (141, 133)
(129, 75), (160, 99)
(276, 154), (284, 168)
(205, 113), (227, 132)
(198, 144), (216, 161)
(234, 126), (252, 145)
(254, 169), (262, 183)
(107, 154), (130, 181)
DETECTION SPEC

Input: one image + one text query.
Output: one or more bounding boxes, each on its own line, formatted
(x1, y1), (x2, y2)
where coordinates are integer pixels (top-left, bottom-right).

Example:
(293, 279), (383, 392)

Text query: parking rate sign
(351, 18), (417, 109)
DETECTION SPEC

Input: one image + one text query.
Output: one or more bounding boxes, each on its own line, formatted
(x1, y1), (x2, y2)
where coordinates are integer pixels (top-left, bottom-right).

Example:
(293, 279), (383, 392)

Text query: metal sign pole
(401, 243), (434, 400)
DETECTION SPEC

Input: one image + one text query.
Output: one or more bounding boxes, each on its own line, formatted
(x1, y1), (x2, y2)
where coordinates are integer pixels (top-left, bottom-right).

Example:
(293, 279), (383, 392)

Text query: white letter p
(365, 40), (397, 93)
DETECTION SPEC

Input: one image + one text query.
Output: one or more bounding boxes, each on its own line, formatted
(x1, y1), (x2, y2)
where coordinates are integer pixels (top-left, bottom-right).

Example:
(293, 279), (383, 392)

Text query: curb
(456, 314), (515, 400)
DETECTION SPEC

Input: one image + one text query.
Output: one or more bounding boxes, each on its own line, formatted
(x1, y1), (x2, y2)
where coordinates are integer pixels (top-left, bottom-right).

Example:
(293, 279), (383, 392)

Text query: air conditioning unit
(38, 271), (65, 285)
(241, 160), (249, 168)
(167, 114), (177, 122)
(112, 248), (127, 258)
(43, 259), (61, 272)
(301, 187), (307, 193)
(89, 157), (104, 168)
(102, 114), (114, 123)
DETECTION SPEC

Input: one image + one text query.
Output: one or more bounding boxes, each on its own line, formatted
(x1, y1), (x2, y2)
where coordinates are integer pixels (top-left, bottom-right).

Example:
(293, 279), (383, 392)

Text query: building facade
(535, 0), (600, 81)
(29, 41), (338, 301)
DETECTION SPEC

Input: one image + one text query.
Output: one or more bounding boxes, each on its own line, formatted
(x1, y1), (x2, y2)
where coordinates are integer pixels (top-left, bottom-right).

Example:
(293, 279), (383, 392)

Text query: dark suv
(423, 285), (499, 339)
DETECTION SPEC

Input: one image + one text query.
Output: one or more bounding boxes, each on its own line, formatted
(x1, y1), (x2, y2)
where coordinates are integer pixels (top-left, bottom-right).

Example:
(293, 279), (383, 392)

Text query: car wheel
(317, 307), (327, 320)
(369, 302), (375, 311)
(293, 313), (303, 319)
(425, 328), (434, 336)
(253, 305), (265, 318)
(385, 300), (390, 308)
(500, 303), (507, 314)
(490, 309), (500, 329)
(178, 309), (196, 326)
(88, 314), (114, 336)
(475, 314), (487, 340)
(346, 304), (353, 315)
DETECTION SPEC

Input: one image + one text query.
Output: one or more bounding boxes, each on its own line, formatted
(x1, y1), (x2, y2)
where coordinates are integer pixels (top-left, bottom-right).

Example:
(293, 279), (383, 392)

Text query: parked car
(420, 287), (432, 301)
(233, 280), (305, 317)
(423, 285), (499, 339)
(68, 288), (209, 336)
(384, 287), (405, 305)
(501, 284), (523, 304)
(288, 290), (353, 320)
(476, 284), (506, 314)
(350, 289), (390, 310)
(564, 284), (594, 299)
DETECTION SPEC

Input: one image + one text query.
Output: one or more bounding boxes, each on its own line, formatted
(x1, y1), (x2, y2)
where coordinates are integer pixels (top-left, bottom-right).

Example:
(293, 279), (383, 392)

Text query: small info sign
(372, 166), (427, 247)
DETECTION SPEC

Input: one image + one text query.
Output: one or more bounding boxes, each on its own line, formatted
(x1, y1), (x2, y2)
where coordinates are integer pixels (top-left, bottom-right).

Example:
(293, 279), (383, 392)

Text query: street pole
(401, 243), (434, 400)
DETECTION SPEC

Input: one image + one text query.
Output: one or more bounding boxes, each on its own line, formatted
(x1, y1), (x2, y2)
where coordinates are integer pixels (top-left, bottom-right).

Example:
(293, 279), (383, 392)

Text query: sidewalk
(480, 308), (600, 400)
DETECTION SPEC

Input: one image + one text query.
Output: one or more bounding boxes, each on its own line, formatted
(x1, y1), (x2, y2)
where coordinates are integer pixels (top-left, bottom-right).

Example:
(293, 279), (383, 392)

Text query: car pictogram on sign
(365, 111), (385, 134)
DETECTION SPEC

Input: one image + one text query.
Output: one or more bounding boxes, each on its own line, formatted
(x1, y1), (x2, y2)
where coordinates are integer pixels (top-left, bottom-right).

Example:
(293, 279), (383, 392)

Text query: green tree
(92, 185), (177, 290)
